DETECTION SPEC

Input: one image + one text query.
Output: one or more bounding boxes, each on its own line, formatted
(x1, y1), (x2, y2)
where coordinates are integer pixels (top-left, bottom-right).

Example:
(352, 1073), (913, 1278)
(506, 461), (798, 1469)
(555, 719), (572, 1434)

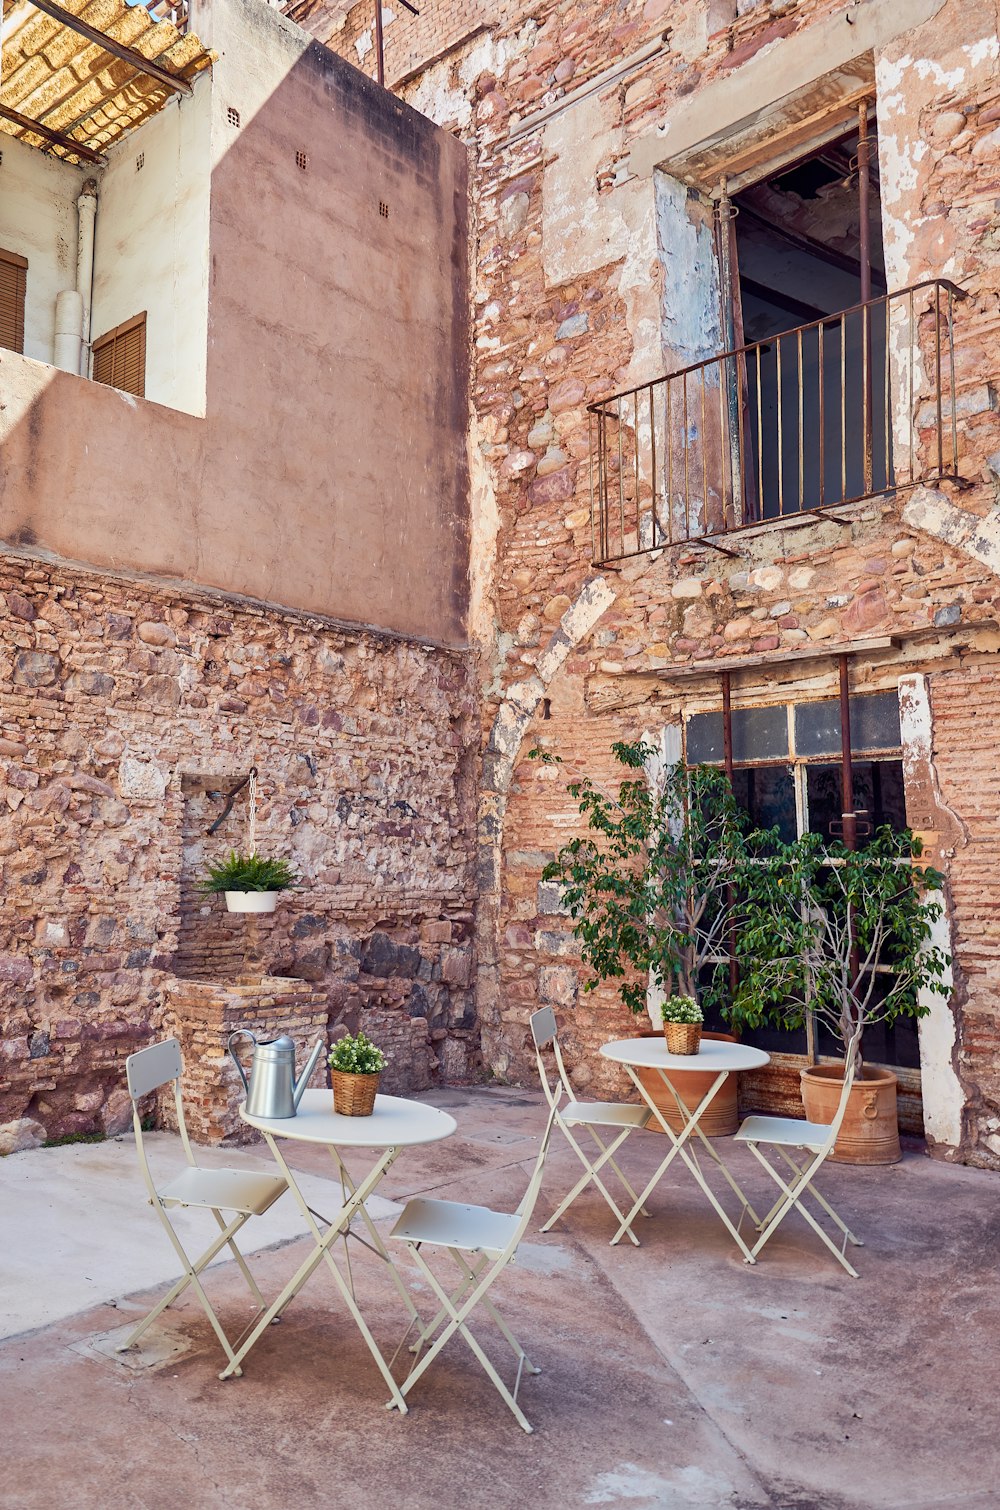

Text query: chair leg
(745, 1144), (860, 1278)
(585, 1126), (651, 1215)
(774, 1148), (863, 1247)
(211, 1208), (269, 1307)
(541, 1122), (645, 1245)
(394, 1244), (536, 1432)
(119, 1209), (255, 1368)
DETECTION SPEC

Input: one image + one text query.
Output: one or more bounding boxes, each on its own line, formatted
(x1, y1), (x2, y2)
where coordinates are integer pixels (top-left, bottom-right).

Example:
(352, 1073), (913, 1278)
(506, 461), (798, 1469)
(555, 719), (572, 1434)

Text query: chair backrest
(124, 1037), (195, 1174)
(821, 1031), (863, 1149)
(529, 1007), (576, 1112)
(126, 1038), (183, 1099)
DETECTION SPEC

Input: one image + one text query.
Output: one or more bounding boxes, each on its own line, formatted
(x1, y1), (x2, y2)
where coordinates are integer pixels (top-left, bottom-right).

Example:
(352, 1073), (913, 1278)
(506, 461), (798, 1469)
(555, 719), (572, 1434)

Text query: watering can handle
(227, 1030), (257, 1096)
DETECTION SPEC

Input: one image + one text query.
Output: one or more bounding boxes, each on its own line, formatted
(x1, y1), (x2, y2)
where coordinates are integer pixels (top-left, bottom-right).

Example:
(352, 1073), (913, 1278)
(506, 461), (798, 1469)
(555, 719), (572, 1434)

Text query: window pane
(732, 704), (788, 761)
(795, 691), (901, 756)
(686, 711), (723, 764)
(731, 766), (797, 843)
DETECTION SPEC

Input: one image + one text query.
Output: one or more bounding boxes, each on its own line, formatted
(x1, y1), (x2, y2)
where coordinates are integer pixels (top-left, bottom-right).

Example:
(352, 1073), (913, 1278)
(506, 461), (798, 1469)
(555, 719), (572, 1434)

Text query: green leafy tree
(732, 826), (950, 1067)
(533, 740), (751, 1018)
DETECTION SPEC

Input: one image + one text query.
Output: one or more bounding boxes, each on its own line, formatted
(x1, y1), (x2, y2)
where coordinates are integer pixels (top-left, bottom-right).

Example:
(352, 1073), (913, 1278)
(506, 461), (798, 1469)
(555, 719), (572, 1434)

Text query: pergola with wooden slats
(0, 0), (214, 167)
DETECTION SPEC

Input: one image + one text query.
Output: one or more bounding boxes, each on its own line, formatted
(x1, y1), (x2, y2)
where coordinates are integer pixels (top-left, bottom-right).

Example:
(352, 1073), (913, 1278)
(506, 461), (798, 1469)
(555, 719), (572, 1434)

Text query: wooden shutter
(92, 312), (146, 397)
(0, 248), (28, 355)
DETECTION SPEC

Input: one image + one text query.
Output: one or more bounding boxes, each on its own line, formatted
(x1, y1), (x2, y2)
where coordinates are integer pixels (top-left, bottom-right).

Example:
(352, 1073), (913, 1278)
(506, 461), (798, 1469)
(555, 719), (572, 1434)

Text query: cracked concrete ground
(0, 1085), (997, 1510)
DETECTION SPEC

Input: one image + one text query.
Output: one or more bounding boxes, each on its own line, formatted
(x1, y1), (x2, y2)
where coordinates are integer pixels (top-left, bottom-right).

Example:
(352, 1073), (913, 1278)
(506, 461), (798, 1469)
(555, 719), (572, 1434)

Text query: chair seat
(562, 1101), (650, 1130)
(391, 1197), (519, 1256)
(735, 1114), (832, 1150)
(158, 1166), (287, 1216)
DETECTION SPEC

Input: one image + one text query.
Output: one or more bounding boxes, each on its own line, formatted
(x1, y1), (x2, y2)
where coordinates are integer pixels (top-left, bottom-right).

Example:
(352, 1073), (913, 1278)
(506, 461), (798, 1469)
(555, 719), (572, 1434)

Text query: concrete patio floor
(0, 1084), (997, 1510)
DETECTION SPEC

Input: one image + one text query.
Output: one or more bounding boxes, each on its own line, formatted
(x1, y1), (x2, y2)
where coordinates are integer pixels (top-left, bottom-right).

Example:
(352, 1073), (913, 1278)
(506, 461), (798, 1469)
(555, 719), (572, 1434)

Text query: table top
(599, 1036), (770, 1073)
(240, 1089), (458, 1148)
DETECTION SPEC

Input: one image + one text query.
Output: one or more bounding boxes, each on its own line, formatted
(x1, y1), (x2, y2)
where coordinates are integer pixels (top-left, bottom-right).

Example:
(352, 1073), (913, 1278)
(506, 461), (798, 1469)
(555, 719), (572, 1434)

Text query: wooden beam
(647, 636), (899, 681)
(27, 0), (193, 96)
(0, 101), (107, 164)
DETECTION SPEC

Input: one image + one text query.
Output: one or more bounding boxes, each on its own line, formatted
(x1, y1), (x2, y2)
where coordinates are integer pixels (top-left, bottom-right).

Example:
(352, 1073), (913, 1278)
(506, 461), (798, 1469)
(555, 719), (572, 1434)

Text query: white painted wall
(90, 75), (212, 417)
(0, 135), (82, 364)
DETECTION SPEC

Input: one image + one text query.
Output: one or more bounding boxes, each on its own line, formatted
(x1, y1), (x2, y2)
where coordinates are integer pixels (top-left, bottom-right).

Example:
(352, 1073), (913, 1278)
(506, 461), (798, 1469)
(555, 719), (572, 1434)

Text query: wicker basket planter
(332, 1069), (380, 1117)
(663, 1021), (702, 1056)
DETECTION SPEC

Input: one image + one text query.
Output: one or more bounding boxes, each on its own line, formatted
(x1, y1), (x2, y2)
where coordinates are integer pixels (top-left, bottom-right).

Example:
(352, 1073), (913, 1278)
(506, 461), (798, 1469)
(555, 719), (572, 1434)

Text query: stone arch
(475, 575), (616, 1076)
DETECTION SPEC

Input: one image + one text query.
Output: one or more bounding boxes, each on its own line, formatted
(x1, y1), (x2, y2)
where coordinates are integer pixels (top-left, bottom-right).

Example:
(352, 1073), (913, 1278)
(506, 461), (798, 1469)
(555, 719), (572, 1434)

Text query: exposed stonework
(0, 551), (480, 1141)
(298, 0), (1000, 1166)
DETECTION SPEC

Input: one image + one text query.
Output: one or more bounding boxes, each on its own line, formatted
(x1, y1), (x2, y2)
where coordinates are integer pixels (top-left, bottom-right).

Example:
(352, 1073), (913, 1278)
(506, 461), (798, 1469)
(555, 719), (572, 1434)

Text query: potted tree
(201, 850), (299, 913)
(732, 826), (951, 1164)
(535, 741), (753, 1133)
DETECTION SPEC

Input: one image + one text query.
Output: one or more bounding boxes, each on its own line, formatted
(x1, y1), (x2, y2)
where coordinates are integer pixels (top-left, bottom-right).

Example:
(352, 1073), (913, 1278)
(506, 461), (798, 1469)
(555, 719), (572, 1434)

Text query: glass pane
(731, 766), (797, 843)
(795, 691), (901, 756)
(732, 705), (788, 762)
(686, 711), (723, 764)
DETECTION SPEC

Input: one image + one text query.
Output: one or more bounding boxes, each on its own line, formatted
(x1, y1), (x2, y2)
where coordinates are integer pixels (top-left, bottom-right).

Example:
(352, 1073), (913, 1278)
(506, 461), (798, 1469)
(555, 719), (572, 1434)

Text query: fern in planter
(201, 851), (299, 894)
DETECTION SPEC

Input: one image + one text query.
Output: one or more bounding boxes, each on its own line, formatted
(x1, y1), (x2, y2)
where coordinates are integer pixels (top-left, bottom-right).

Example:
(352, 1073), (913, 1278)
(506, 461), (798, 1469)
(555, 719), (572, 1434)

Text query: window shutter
(0, 248), (28, 355)
(92, 312), (146, 397)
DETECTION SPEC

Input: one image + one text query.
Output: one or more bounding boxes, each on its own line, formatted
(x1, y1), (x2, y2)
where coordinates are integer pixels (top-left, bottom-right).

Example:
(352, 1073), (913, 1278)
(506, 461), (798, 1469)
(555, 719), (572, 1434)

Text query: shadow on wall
(0, 25), (470, 645)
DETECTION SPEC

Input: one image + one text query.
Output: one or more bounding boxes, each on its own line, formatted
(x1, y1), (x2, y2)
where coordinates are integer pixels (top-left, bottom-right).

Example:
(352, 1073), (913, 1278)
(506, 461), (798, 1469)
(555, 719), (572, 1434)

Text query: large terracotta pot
(636, 1031), (739, 1137)
(800, 1062), (901, 1165)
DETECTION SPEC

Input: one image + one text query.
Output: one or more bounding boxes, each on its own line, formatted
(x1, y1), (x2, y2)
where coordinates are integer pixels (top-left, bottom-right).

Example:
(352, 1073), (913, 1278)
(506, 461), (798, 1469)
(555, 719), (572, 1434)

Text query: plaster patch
(965, 36), (999, 66)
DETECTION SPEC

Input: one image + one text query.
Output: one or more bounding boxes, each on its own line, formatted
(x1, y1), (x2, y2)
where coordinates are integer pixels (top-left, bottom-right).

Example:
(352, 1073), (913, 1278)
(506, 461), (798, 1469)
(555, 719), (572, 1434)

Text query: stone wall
(300, 0), (1000, 1163)
(0, 549), (480, 1145)
(159, 977), (330, 1144)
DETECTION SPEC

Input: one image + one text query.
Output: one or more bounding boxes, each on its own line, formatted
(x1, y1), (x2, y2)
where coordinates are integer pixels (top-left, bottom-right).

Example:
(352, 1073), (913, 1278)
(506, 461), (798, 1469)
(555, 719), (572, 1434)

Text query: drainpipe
(76, 178), (99, 376)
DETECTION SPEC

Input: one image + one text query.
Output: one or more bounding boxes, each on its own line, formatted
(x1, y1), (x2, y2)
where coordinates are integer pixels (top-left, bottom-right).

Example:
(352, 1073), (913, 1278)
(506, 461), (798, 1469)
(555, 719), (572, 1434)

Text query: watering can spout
(293, 1037), (326, 1108)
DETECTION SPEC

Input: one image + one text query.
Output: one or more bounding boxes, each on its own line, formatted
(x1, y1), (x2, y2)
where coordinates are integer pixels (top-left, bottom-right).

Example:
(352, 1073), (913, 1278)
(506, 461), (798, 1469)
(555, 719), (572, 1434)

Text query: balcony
(588, 280), (966, 565)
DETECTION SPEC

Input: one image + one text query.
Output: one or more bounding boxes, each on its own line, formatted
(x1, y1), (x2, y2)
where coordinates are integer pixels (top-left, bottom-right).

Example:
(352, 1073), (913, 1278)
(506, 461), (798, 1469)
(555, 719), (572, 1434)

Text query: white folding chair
(735, 1033), (864, 1277)
(530, 1006), (652, 1245)
(118, 1038), (288, 1371)
(387, 1099), (559, 1433)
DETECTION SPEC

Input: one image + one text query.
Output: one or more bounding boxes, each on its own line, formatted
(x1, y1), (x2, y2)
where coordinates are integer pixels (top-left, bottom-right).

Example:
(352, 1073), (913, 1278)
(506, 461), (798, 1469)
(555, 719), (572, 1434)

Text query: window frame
(0, 246), (28, 356)
(91, 310), (147, 397)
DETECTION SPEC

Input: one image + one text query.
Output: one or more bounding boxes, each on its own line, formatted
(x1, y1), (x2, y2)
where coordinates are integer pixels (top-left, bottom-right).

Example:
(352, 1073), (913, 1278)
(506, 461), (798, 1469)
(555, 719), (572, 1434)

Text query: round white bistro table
(225, 1088), (457, 1411)
(599, 1036), (769, 1261)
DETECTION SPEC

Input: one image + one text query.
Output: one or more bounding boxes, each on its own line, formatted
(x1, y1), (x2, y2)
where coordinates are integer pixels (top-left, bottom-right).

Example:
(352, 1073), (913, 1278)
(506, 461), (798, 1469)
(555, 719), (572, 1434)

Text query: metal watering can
(228, 1031), (325, 1119)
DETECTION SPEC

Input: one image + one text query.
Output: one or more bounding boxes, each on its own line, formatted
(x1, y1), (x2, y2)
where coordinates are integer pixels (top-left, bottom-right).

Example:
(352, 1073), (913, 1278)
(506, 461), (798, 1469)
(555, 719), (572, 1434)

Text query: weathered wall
(0, 134), (81, 365)
(90, 82), (213, 416)
(0, 550), (479, 1142)
(301, 0), (1000, 1163)
(0, 0), (470, 645)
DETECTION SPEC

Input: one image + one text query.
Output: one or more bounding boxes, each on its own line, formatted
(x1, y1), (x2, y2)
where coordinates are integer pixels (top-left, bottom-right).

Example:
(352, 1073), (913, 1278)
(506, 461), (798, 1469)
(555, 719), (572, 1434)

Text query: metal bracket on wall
(207, 767), (257, 836)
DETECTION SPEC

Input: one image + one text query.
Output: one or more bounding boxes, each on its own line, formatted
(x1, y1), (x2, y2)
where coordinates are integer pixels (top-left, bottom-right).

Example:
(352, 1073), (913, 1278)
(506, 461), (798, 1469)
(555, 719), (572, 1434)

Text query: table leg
(326, 1146), (420, 1325)
(614, 1067), (760, 1262)
(219, 1135), (411, 1413)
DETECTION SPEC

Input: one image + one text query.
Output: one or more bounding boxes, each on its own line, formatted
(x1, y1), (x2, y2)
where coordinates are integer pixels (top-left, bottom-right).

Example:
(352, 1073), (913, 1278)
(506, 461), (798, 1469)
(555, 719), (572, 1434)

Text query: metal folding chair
(387, 1099), (559, 1433)
(735, 1033), (864, 1277)
(530, 1006), (652, 1245)
(118, 1037), (288, 1371)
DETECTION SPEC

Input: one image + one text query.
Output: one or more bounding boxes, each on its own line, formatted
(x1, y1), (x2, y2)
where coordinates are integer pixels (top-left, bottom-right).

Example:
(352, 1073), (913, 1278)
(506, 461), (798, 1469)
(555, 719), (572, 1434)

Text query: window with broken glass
(683, 687), (918, 1068)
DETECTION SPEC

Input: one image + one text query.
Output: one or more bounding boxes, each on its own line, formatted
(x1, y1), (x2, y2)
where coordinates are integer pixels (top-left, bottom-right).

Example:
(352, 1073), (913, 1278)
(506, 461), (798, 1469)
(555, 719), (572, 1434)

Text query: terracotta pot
(636, 1031), (739, 1137)
(800, 1062), (901, 1164)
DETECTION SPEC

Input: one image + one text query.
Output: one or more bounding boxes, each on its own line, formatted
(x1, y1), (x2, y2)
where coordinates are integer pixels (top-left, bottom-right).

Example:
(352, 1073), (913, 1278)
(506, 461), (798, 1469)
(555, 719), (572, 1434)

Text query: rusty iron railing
(588, 279), (966, 564)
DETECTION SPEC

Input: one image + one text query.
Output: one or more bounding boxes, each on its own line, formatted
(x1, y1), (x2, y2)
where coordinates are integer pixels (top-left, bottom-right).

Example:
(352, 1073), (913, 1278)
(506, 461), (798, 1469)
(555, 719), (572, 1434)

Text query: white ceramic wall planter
(225, 891), (279, 913)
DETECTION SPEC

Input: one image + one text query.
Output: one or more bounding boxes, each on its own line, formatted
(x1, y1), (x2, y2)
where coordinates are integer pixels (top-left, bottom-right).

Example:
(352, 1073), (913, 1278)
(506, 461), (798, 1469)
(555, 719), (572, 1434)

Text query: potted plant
(201, 850), (298, 913)
(328, 1030), (386, 1117)
(732, 826), (951, 1164)
(660, 995), (703, 1055)
(534, 741), (753, 1132)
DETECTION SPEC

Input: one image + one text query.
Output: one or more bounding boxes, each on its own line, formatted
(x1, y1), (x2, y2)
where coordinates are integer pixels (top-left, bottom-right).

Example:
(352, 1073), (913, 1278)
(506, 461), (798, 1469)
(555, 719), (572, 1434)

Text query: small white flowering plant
(659, 995), (703, 1026)
(328, 1030), (386, 1076)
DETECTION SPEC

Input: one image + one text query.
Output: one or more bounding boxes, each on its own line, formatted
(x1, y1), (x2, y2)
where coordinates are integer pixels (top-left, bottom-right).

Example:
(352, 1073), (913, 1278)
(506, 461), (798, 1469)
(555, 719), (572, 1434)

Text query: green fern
(200, 851), (298, 894)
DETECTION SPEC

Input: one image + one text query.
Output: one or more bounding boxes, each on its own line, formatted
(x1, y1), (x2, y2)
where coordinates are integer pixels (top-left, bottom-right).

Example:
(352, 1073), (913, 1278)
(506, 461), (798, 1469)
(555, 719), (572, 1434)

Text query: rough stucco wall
(90, 84), (212, 417)
(0, 550), (480, 1143)
(0, 0), (470, 646)
(300, 0), (1000, 1161)
(0, 134), (80, 365)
